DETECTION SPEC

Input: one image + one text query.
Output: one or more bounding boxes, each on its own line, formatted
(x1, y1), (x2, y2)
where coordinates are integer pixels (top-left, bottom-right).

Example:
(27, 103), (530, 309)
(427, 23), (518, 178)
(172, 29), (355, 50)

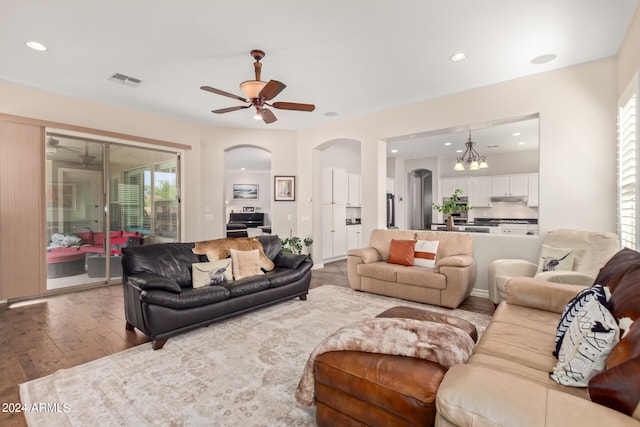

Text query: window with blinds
(619, 93), (637, 249)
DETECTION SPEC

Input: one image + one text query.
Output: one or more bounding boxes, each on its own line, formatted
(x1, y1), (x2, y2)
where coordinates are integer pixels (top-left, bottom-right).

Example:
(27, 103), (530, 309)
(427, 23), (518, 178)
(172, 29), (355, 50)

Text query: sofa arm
(490, 258), (538, 277)
(347, 247), (381, 290)
(534, 270), (594, 286)
(435, 255), (474, 272)
(274, 252), (309, 269)
(505, 277), (586, 313)
(437, 365), (640, 427)
(127, 272), (182, 293)
(347, 247), (381, 264)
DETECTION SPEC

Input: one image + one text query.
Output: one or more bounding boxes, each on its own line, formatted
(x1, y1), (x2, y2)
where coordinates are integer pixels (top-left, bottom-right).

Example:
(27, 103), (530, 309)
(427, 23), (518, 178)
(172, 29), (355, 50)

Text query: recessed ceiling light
(531, 54), (556, 65)
(26, 41), (47, 51)
(391, 149), (398, 153)
(444, 142), (452, 146)
(241, 167), (246, 171)
(518, 142), (525, 145)
(456, 149), (463, 153)
(512, 132), (521, 136)
(450, 52), (466, 62)
(324, 112), (338, 117)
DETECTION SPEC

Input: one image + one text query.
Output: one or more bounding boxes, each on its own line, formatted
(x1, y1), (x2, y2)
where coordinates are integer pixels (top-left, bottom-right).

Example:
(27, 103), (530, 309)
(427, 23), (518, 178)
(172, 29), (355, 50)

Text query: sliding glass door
(45, 133), (180, 290)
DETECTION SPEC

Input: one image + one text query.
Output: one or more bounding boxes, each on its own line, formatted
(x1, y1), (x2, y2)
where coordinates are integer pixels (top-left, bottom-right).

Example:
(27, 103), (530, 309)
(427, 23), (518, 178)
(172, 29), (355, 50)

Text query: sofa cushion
(192, 259), (233, 288)
(357, 262), (404, 282)
(369, 229), (417, 261)
(122, 243), (202, 288)
(258, 234), (282, 261)
(537, 244), (574, 273)
(230, 248), (265, 280)
(607, 319), (640, 367)
(220, 276), (270, 297)
(550, 298), (619, 387)
(387, 239), (416, 266)
(128, 272), (182, 293)
(609, 265), (640, 321)
(414, 240), (439, 268)
(266, 262), (313, 288)
(554, 284), (609, 357)
(415, 230), (473, 259)
(140, 285), (231, 309)
(589, 356), (640, 421)
(274, 252), (307, 269)
(396, 268), (446, 290)
(593, 247), (640, 292)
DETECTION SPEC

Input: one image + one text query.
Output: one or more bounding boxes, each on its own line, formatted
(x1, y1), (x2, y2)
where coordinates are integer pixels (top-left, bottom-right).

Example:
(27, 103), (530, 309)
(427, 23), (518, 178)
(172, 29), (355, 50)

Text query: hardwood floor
(0, 259), (494, 427)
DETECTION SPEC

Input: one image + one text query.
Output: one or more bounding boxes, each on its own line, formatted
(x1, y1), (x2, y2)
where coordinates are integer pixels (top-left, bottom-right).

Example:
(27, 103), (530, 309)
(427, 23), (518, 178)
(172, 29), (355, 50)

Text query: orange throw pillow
(388, 239), (417, 266)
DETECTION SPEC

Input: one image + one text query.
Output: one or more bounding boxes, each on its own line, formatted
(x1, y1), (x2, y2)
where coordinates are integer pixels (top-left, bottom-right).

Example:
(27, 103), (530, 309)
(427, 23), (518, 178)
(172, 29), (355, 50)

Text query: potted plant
(281, 230), (313, 258)
(432, 189), (472, 231)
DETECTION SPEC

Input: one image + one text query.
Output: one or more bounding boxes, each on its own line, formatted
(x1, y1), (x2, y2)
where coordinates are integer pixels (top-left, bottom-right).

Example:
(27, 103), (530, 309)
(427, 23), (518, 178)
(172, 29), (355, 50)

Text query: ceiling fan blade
(211, 105), (250, 114)
(272, 102), (316, 112)
(259, 80), (286, 101)
(200, 86), (247, 102)
(261, 109), (277, 124)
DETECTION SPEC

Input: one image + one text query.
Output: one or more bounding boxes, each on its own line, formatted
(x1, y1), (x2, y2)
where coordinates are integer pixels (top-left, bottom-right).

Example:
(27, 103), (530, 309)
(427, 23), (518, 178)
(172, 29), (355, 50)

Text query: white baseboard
(470, 288), (489, 299)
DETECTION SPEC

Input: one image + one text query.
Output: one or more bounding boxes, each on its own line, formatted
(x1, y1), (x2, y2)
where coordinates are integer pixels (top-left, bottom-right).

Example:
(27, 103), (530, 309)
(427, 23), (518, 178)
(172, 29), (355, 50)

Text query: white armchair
(488, 229), (619, 304)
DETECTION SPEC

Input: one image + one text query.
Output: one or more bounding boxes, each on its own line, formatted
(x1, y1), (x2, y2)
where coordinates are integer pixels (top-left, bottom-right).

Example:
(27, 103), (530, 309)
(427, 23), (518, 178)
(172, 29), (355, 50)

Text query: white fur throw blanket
(295, 317), (475, 406)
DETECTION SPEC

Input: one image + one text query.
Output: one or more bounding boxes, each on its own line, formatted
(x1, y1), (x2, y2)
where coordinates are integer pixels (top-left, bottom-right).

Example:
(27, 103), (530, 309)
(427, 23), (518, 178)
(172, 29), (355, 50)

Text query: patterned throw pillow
(550, 297), (620, 387)
(554, 284), (609, 357)
(414, 240), (439, 268)
(192, 259), (233, 288)
(537, 245), (574, 273)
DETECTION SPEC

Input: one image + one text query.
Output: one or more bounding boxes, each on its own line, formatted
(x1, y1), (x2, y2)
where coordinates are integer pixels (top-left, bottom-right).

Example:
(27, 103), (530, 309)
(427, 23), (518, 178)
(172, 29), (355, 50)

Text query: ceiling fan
(46, 136), (82, 156)
(200, 49), (315, 124)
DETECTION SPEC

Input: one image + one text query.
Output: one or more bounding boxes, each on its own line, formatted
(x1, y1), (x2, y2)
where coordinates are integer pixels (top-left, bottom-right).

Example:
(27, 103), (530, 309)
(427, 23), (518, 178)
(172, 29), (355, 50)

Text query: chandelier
(454, 131), (488, 171)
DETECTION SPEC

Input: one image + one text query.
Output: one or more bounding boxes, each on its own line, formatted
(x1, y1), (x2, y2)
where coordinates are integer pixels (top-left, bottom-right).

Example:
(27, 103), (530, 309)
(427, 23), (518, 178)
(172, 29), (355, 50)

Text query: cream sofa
(347, 229), (476, 308)
(436, 265), (640, 426)
(488, 229), (619, 304)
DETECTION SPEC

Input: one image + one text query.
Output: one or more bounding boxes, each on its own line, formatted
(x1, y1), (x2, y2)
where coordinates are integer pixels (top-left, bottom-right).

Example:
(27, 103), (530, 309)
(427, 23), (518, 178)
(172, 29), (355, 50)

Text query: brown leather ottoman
(314, 306), (478, 427)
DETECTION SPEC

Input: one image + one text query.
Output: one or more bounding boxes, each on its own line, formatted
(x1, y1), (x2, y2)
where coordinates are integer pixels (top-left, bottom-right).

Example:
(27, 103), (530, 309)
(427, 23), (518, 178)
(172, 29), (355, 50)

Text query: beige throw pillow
(230, 248), (265, 280)
(192, 259), (233, 288)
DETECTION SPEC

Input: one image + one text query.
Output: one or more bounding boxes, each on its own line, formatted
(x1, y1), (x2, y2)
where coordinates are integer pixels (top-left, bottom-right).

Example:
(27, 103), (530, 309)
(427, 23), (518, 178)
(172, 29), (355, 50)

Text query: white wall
(298, 58), (619, 247)
(225, 170), (271, 223)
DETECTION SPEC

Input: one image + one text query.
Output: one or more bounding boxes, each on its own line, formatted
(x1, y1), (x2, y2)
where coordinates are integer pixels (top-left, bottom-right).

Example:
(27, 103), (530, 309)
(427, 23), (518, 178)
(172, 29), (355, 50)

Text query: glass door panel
(45, 135), (105, 290)
(46, 134), (181, 290)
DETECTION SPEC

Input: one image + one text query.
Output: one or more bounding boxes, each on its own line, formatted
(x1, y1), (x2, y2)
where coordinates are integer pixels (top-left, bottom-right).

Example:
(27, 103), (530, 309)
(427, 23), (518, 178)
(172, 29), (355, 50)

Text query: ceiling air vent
(109, 73), (142, 87)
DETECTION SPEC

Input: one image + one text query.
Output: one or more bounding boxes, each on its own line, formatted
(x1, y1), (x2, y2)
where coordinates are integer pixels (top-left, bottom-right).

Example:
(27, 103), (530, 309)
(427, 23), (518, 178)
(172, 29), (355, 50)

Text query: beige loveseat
(436, 252), (640, 427)
(347, 229), (476, 308)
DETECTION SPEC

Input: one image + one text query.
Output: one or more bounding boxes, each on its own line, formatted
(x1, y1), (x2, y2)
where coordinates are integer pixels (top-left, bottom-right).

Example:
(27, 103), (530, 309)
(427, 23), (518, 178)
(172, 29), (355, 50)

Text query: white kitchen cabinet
(346, 225), (361, 251)
(322, 166), (348, 260)
(491, 175), (527, 197)
(347, 173), (361, 206)
(441, 178), (470, 199)
(527, 173), (539, 207)
(471, 177), (492, 207)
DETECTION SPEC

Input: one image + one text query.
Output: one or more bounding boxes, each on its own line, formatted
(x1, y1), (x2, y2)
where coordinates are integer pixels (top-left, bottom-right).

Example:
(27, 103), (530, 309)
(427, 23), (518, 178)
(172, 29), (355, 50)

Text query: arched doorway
(223, 146), (272, 237)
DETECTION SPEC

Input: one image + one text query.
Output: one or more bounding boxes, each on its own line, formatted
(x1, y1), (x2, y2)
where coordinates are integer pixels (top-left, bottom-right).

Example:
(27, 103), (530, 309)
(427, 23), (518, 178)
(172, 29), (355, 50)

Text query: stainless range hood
(490, 196), (528, 203)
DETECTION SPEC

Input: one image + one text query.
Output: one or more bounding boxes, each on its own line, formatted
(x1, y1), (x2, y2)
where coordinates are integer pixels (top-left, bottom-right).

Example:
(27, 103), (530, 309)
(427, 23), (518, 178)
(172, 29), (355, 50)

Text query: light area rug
(20, 285), (491, 427)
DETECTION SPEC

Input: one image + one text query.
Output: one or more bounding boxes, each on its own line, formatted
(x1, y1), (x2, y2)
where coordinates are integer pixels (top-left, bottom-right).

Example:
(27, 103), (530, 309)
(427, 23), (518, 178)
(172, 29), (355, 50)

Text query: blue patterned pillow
(553, 284), (609, 357)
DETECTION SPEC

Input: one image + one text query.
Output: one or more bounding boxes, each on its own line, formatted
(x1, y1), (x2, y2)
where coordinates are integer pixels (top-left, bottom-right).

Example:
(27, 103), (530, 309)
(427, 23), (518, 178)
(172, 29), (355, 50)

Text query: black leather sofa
(121, 235), (312, 349)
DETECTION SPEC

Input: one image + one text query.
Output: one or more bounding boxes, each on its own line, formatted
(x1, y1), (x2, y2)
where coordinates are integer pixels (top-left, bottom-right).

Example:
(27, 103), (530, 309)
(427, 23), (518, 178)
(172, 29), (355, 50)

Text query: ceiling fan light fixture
(253, 110), (263, 120)
(240, 80), (267, 100)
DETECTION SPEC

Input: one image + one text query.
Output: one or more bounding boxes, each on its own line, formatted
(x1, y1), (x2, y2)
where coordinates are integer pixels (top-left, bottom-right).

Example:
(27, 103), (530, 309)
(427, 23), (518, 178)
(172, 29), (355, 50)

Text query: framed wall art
(233, 184), (259, 200)
(274, 176), (295, 201)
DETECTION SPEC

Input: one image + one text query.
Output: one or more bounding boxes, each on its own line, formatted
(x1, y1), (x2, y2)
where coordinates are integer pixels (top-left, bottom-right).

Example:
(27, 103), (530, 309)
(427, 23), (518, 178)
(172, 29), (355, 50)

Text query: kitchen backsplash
(471, 201), (538, 221)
